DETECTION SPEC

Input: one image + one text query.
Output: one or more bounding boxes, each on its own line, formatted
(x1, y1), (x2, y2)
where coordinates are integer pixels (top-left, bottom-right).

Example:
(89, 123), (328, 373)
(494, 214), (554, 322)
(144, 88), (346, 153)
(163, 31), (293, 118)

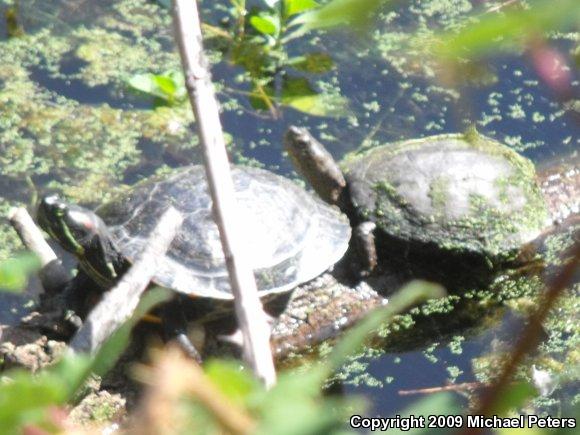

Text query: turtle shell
(343, 132), (549, 262)
(96, 166), (351, 299)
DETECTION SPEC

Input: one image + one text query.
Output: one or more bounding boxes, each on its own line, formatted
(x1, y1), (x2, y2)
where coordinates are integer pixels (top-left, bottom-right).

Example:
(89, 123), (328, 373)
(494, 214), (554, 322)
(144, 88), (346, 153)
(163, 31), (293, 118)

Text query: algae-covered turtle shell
(343, 131), (549, 262)
(96, 165), (351, 299)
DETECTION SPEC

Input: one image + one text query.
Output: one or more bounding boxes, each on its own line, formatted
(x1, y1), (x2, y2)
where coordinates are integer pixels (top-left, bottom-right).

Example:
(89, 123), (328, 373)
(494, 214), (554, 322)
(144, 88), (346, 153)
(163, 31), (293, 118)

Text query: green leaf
(288, 53), (334, 73)
(167, 70), (186, 99)
(255, 368), (362, 435)
(295, 0), (385, 31)
(280, 77), (348, 116)
(127, 71), (185, 103)
(0, 253), (40, 293)
(204, 360), (262, 406)
(285, 0), (319, 17)
(279, 76), (328, 115)
(489, 381), (538, 416)
(250, 14), (280, 36)
(435, 0), (580, 60)
(284, 94), (348, 117)
(127, 73), (159, 96)
(326, 280), (446, 375)
(0, 369), (68, 432)
(281, 76), (316, 97)
(91, 287), (172, 377)
(152, 75), (177, 97)
(249, 83), (276, 111)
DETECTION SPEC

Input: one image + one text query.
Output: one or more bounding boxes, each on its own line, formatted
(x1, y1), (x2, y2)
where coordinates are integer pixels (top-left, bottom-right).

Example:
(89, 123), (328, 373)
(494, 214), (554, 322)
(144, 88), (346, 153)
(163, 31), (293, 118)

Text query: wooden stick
(9, 207), (71, 295)
(171, 0), (276, 387)
(398, 382), (485, 396)
(69, 207), (183, 354)
(8, 207), (58, 267)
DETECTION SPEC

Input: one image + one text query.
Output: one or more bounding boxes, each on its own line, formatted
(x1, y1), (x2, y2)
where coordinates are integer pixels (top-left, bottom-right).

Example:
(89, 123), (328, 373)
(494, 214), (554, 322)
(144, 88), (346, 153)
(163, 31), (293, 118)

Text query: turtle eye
(51, 201), (67, 217)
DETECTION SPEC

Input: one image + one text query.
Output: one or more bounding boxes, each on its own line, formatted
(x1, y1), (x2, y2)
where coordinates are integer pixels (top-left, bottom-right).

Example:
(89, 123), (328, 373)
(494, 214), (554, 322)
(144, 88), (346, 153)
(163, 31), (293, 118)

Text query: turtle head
(38, 195), (122, 284)
(38, 195), (104, 255)
(284, 126), (347, 206)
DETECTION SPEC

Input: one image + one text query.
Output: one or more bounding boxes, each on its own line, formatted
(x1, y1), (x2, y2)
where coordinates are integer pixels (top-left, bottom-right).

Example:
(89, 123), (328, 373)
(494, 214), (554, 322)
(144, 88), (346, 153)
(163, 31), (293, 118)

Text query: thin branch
(9, 207), (72, 295)
(171, 0), (276, 386)
(9, 207), (58, 267)
(461, 241), (580, 434)
(69, 207), (183, 354)
(398, 382), (485, 396)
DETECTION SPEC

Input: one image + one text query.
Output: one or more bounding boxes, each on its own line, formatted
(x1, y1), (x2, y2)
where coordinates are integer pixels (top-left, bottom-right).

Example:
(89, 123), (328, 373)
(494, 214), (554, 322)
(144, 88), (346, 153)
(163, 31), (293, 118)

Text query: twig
(485, 0), (519, 14)
(461, 241), (580, 434)
(171, 0), (276, 387)
(8, 207), (58, 267)
(398, 382), (485, 396)
(69, 207), (183, 354)
(9, 207), (72, 295)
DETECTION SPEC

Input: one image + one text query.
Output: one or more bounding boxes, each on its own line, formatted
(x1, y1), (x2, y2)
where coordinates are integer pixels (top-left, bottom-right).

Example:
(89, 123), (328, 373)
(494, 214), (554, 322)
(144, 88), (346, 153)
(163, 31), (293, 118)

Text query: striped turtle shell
(96, 166), (351, 299)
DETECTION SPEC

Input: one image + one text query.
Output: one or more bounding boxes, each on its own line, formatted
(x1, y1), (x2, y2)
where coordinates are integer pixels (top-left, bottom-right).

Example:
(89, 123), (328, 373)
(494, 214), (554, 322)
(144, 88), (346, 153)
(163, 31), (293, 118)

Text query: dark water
(0, 0), (578, 421)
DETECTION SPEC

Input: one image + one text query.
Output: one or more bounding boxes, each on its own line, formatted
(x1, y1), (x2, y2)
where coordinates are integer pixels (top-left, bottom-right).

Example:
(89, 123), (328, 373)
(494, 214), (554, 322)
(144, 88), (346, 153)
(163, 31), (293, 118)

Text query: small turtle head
(284, 126), (315, 153)
(284, 126), (347, 206)
(37, 195), (104, 256)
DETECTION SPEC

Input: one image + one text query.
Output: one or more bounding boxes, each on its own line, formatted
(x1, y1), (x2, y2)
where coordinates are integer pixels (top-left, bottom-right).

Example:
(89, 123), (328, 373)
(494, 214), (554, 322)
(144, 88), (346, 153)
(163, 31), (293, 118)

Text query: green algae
(0, 0), (202, 258)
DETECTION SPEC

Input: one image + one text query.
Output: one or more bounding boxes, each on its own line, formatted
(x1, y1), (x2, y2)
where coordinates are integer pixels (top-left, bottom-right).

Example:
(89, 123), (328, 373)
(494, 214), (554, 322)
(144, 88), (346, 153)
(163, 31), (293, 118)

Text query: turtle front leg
(162, 298), (203, 363)
(38, 269), (99, 336)
(350, 221), (378, 278)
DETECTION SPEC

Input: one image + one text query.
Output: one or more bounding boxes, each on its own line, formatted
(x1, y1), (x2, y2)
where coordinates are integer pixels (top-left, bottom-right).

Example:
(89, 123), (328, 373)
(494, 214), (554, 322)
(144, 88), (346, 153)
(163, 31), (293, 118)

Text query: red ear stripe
(82, 219), (95, 231)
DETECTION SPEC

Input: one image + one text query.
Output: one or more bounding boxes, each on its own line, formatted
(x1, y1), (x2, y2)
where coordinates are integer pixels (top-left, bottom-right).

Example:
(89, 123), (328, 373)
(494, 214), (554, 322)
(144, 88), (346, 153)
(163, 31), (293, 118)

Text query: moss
(428, 175), (450, 216)
(345, 131), (549, 263)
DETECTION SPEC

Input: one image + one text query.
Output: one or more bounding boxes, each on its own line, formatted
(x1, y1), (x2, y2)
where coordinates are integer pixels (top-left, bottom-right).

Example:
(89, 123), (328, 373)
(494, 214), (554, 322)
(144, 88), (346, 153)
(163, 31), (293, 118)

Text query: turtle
(284, 126), (550, 284)
(36, 165), (351, 358)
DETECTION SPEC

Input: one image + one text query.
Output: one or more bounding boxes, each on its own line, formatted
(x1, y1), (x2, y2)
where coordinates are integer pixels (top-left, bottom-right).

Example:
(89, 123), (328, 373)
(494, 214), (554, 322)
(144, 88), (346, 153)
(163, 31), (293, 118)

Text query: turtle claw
(175, 333), (202, 363)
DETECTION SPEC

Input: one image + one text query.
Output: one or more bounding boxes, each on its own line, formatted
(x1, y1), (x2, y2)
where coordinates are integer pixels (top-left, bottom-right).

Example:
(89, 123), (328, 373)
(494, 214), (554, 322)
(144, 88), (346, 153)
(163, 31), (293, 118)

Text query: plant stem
(171, 0), (277, 387)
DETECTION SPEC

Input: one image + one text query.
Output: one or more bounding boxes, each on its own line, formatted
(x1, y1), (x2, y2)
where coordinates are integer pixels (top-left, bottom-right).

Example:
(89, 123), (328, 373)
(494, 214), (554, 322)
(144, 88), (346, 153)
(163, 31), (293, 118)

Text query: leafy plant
(150, 0), (350, 116)
(127, 280), (446, 435)
(127, 70), (186, 105)
(0, 280), (445, 433)
(0, 252), (40, 293)
(0, 288), (171, 434)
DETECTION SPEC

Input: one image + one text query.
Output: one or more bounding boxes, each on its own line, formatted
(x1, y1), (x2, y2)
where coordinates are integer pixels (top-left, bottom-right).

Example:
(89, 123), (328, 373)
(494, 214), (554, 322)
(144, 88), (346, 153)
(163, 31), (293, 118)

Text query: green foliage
(490, 381), (538, 416)
(211, 0), (348, 116)
(435, 0), (580, 59)
(250, 13), (281, 37)
(296, 0), (386, 30)
(0, 278), (446, 433)
(0, 287), (171, 434)
(0, 357), (92, 434)
(127, 70), (186, 105)
(325, 280), (446, 376)
(137, 0), (347, 116)
(184, 280), (447, 435)
(391, 393), (460, 435)
(286, 0), (319, 17)
(0, 252), (40, 293)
